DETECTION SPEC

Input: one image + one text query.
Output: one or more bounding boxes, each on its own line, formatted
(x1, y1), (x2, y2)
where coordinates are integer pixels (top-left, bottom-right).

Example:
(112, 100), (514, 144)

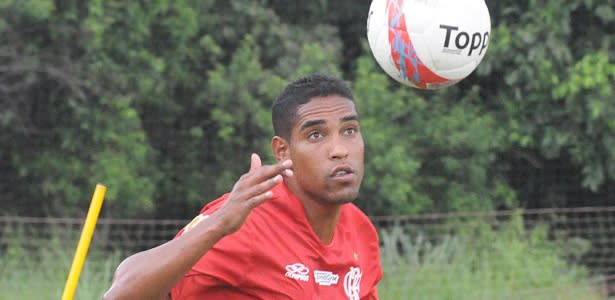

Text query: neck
(302, 197), (342, 245)
(285, 182), (342, 245)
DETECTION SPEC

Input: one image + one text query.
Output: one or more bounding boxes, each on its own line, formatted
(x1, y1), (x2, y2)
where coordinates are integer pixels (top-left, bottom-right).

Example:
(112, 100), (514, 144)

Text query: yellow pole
(61, 184), (107, 300)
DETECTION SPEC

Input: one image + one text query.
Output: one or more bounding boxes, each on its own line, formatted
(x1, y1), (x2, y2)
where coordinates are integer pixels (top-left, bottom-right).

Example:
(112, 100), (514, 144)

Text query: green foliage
(551, 51), (615, 190)
(66, 0), (349, 217)
(481, 0), (615, 206)
(0, 221), (603, 299)
(354, 51), (512, 214)
(1, 0), (615, 217)
(0, 0), (159, 217)
(0, 225), (120, 300)
(379, 216), (604, 299)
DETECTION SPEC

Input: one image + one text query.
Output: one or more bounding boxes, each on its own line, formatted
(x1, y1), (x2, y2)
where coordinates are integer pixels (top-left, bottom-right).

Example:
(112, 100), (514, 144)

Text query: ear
(271, 136), (290, 162)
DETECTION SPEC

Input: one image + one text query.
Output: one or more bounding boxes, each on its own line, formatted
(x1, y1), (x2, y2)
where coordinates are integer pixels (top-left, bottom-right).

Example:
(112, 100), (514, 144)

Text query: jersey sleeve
(171, 194), (256, 297)
(368, 223), (384, 298)
(191, 224), (255, 284)
(171, 271), (228, 299)
(350, 205), (384, 300)
(362, 285), (379, 300)
(362, 230), (383, 300)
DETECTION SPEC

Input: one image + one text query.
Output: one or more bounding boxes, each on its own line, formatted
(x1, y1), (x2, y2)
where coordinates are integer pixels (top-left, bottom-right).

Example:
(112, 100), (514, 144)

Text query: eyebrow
(300, 119), (326, 132)
(299, 115), (359, 132)
(341, 115), (359, 123)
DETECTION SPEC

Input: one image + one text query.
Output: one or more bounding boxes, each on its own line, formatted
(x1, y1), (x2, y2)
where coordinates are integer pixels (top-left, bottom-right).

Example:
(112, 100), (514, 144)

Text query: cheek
(353, 139), (365, 173)
(291, 147), (324, 177)
(295, 153), (319, 174)
(354, 137), (365, 158)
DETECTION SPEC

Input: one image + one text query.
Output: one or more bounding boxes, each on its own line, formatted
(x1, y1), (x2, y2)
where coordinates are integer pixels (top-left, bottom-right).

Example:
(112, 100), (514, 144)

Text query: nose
(329, 138), (349, 160)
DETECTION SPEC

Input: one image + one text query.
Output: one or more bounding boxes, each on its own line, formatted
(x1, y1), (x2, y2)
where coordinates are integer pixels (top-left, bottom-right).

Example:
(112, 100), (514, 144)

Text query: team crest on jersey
(285, 263), (310, 282)
(314, 270), (339, 286)
(343, 266), (362, 300)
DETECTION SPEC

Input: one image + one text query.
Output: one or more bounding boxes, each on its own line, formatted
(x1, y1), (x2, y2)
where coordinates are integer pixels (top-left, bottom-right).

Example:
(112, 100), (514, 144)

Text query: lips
(330, 165), (354, 178)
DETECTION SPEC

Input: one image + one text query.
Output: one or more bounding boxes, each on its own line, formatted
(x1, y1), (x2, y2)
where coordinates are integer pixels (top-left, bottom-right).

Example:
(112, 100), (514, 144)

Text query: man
(103, 74), (383, 299)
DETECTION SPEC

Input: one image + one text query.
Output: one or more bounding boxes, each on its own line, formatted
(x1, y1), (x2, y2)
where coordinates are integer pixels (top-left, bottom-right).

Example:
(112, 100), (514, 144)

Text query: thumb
(249, 153), (262, 172)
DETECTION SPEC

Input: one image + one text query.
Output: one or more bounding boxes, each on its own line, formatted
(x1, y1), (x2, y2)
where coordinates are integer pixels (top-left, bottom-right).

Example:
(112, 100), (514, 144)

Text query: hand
(213, 153), (293, 235)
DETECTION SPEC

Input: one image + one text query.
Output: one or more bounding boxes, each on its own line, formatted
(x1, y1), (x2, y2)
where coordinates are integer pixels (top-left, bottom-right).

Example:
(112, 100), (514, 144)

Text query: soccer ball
(367, 0), (491, 89)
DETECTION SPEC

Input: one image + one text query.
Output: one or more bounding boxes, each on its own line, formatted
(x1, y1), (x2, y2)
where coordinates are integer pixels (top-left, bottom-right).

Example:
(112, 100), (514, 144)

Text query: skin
(103, 95), (364, 300)
(272, 95), (364, 244)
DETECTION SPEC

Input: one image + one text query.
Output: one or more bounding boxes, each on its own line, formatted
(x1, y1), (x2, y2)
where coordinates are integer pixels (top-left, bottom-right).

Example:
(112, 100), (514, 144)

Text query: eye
(343, 127), (357, 136)
(308, 131), (323, 140)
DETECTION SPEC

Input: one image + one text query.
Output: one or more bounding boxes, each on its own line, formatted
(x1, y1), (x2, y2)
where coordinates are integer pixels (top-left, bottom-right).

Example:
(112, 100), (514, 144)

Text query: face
(275, 95), (364, 206)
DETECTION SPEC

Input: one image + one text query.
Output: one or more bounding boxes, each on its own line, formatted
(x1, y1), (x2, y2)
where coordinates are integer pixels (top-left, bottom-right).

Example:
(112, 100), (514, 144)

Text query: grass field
(0, 217), (607, 299)
(377, 217), (606, 299)
(0, 236), (119, 299)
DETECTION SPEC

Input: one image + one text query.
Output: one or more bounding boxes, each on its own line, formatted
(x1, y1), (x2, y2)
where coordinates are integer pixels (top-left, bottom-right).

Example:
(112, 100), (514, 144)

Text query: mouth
(330, 165), (356, 181)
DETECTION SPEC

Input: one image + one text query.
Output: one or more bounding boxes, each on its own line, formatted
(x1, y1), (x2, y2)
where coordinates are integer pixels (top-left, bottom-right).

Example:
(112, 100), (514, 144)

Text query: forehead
(293, 96), (358, 129)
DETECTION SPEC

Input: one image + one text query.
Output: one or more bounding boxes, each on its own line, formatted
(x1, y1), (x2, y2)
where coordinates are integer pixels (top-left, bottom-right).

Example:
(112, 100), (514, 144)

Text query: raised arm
(103, 154), (293, 300)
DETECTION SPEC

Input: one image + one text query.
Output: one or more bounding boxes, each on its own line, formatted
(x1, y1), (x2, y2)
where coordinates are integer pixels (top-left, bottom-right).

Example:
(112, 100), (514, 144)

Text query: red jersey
(171, 182), (383, 300)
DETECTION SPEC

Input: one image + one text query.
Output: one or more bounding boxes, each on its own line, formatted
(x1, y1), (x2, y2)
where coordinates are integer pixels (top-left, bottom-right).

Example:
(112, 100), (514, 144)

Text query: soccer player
(103, 74), (383, 300)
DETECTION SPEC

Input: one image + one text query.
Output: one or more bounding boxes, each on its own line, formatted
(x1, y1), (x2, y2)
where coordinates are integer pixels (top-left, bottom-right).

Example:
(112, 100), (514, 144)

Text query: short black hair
(272, 73), (355, 141)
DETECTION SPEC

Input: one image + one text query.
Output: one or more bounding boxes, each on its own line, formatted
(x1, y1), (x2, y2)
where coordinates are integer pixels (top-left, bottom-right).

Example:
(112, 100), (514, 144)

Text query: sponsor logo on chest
(314, 270), (339, 286)
(284, 263), (363, 299)
(284, 263), (310, 282)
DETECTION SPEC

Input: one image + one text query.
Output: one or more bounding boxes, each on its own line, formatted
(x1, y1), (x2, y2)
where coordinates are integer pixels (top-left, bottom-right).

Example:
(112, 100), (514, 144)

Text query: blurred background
(0, 0), (614, 299)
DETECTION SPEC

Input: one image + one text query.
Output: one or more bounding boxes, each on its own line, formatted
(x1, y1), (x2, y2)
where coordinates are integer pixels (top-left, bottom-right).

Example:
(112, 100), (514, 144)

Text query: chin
(319, 198), (353, 206)
(325, 190), (359, 205)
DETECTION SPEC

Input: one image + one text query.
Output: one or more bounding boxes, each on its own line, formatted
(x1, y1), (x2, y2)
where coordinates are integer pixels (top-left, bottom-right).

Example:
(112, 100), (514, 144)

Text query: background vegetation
(378, 216), (604, 299)
(1, 0), (614, 218)
(1, 1), (613, 298)
(0, 219), (605, 299)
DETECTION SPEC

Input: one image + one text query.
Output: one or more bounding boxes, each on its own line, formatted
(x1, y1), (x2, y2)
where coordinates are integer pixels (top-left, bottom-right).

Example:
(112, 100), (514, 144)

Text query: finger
(243, 159), (293, 185)
(249, 153), (262, 172)
(241, 174), (283, 200)
(247, 190), (274, 208)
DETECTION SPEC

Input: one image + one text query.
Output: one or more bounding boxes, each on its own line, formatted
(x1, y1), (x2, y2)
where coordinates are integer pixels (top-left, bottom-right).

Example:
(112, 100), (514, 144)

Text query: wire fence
(372, 206), (615, 276)
(1, 206), (615, 297)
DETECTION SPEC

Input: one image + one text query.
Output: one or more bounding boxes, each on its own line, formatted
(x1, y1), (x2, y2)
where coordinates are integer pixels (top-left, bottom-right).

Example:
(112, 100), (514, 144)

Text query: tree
(0, 0), (157, 216)
(480, 0), (615, 208)
(1, 0), (614, 217)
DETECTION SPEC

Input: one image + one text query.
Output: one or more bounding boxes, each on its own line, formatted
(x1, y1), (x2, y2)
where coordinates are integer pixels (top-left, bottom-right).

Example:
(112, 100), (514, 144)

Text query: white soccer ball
(367, 0), (491, 89)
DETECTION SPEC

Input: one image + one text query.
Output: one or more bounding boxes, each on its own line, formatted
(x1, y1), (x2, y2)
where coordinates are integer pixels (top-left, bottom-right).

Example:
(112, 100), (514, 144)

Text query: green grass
(0, 216), (607, 299)
(378, 215), (606, 299)
(0, 231), (120, 300)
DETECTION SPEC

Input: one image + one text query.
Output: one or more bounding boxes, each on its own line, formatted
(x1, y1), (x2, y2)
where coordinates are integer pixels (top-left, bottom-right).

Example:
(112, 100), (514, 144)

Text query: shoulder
(184, 183), (294, 237)
(341, 204), (384, 291)
(246, 182), (300, 223)
(342, 204), (379, 235)
(341, 204), (381, 257)
(340, 204), (381, 258)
